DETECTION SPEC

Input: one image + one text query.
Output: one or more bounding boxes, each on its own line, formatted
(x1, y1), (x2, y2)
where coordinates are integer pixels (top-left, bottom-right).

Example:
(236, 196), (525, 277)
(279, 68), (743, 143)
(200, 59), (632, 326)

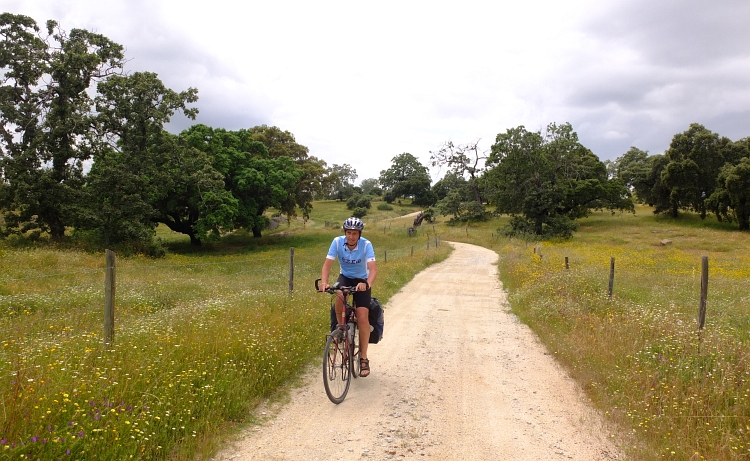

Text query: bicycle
(315, 279), (360, 404)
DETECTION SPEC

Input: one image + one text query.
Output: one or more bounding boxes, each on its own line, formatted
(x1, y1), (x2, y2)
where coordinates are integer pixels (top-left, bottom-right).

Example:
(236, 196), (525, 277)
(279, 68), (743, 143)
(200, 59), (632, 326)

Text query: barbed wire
(0, 268), (103, 283)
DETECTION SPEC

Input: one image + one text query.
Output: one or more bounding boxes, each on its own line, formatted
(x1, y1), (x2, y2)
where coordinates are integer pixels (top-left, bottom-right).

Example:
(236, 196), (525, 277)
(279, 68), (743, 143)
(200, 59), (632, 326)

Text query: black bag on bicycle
(368, 297), (384, 344)
(329, 299), (384, 344)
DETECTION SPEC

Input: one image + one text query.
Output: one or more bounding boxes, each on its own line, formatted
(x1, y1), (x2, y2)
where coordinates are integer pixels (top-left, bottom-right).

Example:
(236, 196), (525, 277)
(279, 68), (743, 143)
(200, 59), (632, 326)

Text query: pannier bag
(368, 297), (384, 344)
(328, 298), (385, 344)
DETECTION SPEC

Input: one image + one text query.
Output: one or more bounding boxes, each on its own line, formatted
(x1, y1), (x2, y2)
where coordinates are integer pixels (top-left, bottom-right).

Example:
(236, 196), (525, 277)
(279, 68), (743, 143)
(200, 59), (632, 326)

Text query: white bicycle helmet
(342, 217), (364, 231)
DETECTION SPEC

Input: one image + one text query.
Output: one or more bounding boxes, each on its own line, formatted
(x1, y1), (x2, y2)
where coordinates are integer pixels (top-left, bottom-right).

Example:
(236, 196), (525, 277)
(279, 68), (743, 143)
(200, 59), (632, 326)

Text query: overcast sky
(6, 0), (750, 183)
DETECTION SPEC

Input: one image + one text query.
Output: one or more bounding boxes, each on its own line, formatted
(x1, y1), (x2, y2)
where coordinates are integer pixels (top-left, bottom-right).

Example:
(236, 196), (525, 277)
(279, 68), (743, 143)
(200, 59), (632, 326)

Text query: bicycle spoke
(323, 333), (350, 404)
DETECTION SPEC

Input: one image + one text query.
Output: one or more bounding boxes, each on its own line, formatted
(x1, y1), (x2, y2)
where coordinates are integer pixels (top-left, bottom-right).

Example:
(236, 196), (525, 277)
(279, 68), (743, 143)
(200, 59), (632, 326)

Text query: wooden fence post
(411, 246), (414, 256)
(384, 250), (387, 263)
(565, 256), (569, 270)
(104, 249), (115, 346)
(608, 257), (615, 298)
(698, 256), (709, 330)
(288, 247), (294, 293)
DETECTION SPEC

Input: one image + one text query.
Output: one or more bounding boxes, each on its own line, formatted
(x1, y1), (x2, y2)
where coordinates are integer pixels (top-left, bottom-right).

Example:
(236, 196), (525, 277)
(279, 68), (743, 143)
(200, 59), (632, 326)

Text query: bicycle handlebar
(315, 278), (357, 294)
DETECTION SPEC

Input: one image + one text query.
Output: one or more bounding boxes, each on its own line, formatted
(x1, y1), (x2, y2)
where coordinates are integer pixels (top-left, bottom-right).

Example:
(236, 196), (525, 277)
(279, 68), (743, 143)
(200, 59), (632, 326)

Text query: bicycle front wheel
(323, 332), (351, 404)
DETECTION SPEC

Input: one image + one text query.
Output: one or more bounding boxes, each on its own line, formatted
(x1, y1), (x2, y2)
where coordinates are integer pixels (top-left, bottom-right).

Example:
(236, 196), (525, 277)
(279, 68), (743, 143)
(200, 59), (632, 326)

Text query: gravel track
(214, 242), (622, 460)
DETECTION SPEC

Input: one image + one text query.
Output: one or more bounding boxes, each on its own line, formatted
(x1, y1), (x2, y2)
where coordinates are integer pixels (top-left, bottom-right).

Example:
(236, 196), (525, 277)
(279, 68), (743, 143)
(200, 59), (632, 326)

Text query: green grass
(0, 202), (450, 460)
(437, 206), (750, 460)
(3, 201), (750, 461)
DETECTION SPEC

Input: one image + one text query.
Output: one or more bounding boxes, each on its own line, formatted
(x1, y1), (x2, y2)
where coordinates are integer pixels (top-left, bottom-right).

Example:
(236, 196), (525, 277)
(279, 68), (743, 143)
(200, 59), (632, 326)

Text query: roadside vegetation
(3, 199), (750, 460)
(0, 202), (449, 460)
(440, 205), (750, 461)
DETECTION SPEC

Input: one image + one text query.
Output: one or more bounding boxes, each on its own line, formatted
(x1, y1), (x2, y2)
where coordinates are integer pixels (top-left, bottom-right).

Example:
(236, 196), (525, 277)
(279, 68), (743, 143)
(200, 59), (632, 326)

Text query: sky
(5, 0), (750, 183)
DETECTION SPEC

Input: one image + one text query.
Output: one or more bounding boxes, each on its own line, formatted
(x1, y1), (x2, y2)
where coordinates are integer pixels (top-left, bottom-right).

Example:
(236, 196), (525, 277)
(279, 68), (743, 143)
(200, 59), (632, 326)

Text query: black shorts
(336, 274), (372, 308)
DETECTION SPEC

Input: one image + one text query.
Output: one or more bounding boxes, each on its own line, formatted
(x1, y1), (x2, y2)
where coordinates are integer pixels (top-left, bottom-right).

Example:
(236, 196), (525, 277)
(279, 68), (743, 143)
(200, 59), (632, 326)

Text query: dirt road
(215, 242), (622, 460)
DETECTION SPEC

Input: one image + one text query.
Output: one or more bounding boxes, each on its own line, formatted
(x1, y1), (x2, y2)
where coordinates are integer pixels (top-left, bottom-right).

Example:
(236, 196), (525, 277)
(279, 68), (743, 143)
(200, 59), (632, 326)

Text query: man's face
(344, 229), (360, 245)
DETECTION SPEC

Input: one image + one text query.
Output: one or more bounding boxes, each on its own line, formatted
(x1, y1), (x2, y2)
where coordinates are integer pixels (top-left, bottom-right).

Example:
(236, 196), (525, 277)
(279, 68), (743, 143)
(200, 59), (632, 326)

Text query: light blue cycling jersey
(326, 236), (376, 279)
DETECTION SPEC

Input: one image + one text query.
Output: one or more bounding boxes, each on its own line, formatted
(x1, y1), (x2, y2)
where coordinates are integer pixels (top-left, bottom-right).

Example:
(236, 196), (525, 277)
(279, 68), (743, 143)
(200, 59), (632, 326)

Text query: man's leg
(334, 292), (344, 324)
(356, 306), (371, 376)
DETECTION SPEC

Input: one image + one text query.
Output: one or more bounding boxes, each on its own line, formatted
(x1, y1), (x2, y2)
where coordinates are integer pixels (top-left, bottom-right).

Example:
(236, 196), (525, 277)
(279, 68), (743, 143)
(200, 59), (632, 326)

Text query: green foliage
(659, 123), (738, 219)
(79, 72), (201, 246)
(181, 124), (305, 239)
(352, 206), (367, 218)
(429, 140), (486, 203)
(346, 194), (371, 210)
(379, 153), (432, 201)
(377, 203), (393, 211)
(359, 178), (382, 196)
(0, 14), (125, 240)
(485, 122), (633, 237)
(357, 196), (372, 209)
(0, 206), (451, 460)
(432, 171), (471, 201)
(499, 214), (577, 239)
(246, 124), (321, 219)
(707, 157), (750, 230)
(611, 146), (653, 204)
(325, 163), (357, 201)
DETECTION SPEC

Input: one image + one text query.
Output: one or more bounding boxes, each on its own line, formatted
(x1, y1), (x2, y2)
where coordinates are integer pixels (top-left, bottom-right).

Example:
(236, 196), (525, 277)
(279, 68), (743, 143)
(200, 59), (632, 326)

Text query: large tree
(359, 178), (381, 196)
(429, 140), (487, 204)
(79, 72), (234, 246)
(246, 125), (320, 219)
(379, 153), (432, 203)
(151, 136), (237, 245)
(706, 156), (750, 230)
(181, 125), (303, 238)
(326, 163), (358, 201)
(612, 147), (650, 198)
(0, 14), (125, 239)
(485, 122), (632, 237)
(660, 123), (736, 219)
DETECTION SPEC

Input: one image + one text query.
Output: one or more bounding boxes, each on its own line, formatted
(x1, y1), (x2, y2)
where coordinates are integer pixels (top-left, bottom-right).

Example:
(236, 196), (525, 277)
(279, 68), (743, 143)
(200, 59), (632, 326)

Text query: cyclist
(319, 217), (378, 377)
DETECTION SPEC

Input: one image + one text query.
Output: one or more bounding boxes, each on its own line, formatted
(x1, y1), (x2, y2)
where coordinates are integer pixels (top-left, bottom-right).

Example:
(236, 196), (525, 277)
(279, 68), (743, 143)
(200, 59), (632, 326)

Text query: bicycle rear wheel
(323, 332), (351, 404)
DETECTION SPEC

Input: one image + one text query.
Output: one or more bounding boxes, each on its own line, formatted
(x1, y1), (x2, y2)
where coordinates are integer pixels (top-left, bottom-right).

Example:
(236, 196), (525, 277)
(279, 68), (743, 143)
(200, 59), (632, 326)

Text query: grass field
(0, 201), (450, 460)
(438, 205), (750, 460)
(2, 201), (749, 460)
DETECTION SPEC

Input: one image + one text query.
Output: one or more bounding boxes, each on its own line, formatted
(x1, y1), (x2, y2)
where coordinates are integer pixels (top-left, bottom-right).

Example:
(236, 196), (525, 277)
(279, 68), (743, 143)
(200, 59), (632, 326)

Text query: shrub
(356, 197), (371, 209)
(499, 214), (577, 239)
(377, 203), (393, 211)
(352, 207), (368, 218)
(346, 194), (360, 210)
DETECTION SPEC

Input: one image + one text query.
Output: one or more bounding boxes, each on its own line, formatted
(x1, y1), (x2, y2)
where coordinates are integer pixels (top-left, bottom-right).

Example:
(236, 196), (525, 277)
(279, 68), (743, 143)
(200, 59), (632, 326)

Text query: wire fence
(0, 237), (445, 344)
(524, 245), (750, 333)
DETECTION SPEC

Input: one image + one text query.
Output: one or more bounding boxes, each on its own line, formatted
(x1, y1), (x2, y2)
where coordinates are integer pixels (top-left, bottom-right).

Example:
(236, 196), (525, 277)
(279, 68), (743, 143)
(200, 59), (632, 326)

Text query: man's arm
(320, 257), (334, 291)
(366, 260), (377, 290)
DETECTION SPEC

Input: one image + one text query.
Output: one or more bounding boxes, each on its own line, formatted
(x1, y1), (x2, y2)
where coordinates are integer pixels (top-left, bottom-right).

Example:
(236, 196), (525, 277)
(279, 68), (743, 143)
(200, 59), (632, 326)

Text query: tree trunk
(252, 225), (262, 238)
(739, 198), (749, 231)
(159, 217), (202, 245)
(534, 216), (544, 235)
(48, 217), (66, 240)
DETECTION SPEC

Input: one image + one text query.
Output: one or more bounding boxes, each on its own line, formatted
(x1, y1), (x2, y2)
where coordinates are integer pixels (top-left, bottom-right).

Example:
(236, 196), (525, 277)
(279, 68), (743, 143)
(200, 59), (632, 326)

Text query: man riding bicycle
(319, 217), (378, 377)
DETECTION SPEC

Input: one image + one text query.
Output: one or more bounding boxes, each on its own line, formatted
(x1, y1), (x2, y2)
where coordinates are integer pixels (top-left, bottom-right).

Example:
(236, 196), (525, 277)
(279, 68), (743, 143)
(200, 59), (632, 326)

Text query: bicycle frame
(317, 279), (360, 403)
(332, 286), (359, 374)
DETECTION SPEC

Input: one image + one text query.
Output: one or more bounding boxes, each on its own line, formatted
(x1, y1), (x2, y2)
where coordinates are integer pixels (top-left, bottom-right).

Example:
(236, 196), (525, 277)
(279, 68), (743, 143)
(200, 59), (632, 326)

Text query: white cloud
(4, 0), (749, 181)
